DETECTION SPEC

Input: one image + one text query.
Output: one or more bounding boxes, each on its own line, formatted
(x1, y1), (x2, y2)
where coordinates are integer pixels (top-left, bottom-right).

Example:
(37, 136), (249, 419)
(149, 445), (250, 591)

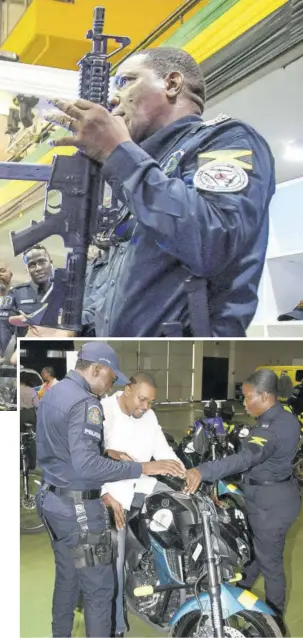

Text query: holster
(161, 275), (211, 337)
(72, 493), (113, 569)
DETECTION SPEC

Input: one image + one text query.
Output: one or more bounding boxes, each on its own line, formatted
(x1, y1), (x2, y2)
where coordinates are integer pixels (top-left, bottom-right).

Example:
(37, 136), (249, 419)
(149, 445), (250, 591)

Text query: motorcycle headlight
(150, 508), (173, 532)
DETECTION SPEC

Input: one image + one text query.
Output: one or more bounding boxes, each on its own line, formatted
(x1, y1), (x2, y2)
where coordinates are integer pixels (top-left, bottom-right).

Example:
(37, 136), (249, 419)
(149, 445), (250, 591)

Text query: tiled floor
(20, 404), (303, 637)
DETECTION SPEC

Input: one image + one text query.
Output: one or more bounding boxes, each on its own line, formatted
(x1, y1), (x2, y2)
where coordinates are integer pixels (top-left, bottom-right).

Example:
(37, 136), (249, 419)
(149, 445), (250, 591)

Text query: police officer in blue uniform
(36, 341), (185, 638)
(0, 261), (16, 359)
(12, 244), (53, 326)
(47, 46), (276, 338)
(185, 369), (301, 626)
(82, 247), (110, 336)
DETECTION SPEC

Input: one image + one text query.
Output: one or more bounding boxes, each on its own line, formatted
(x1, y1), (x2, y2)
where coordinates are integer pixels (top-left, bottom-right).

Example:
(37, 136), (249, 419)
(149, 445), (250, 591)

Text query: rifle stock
(5, 6), (131, 332)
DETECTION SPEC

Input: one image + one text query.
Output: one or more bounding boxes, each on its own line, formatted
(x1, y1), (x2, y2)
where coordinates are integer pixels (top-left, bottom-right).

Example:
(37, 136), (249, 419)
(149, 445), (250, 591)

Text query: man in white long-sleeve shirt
(101, 372), (182, 637)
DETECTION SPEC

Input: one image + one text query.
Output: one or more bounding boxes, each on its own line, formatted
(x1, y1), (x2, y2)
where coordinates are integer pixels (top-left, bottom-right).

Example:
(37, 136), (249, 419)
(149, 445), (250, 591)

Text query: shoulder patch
(87, 405), (102, 425)
(0, 295), (13, 307)
(194, 149), (253, 194)
(161, 149), (185, 176)
(84, 427), (101, 441)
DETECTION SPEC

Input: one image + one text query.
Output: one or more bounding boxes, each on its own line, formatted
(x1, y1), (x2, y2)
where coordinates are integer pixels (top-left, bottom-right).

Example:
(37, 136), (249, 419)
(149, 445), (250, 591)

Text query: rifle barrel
(0, 162), (52, 182)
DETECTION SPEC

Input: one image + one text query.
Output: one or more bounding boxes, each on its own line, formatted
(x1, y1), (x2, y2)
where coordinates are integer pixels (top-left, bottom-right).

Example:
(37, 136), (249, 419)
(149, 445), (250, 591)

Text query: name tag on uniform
(84, 427), (101, 441)
(19, 299), (35, 304)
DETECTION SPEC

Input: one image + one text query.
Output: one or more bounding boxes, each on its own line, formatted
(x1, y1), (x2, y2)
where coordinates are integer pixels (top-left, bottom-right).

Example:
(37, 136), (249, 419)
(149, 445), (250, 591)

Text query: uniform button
(104, 317), (109, 323)
(110, 280), (115, 286)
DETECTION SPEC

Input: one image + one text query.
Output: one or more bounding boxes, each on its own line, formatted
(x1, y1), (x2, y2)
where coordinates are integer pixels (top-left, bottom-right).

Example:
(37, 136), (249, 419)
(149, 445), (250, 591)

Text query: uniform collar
(30, 279), (51, 296)
(140, 114), (202, 160)
(66, 369), (91, 393)
(257, 402), (282, 424)
(66, 369), (102, 399)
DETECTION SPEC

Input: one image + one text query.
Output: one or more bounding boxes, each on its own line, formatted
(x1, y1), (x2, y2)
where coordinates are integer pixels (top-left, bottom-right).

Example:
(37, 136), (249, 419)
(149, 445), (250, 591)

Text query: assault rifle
(0, 7), (130, 331)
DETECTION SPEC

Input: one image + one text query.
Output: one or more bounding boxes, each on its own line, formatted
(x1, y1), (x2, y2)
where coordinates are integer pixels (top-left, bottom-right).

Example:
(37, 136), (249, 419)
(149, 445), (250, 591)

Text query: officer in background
(11, 244), (53, 334)
(82, 246), (110, 337)
(185, 369), (301, 625)
(36, 342), (184, 638)
(45, 46), (275, 338)
(0, 261), (16, 361)
(278, 371), (293, 402)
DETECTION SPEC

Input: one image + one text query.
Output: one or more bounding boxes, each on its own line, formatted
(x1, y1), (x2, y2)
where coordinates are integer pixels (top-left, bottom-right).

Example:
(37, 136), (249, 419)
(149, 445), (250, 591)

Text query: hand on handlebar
(142, 459), (185, 478)
(183, 468), (203, 494)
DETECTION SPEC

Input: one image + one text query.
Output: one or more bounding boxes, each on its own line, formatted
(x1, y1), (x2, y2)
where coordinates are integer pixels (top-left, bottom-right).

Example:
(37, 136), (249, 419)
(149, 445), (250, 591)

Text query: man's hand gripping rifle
(0, 7), (130, 332)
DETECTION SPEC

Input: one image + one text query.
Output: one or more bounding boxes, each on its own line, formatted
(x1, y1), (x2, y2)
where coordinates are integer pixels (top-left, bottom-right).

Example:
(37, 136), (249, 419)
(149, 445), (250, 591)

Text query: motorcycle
(124, 475), (283, 637)
(176, 405), (249, 511)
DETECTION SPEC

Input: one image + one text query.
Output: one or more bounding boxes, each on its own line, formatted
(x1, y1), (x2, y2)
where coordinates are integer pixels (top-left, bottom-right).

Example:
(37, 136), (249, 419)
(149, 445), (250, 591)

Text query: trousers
(241, 479), (301, 613)
(37, 489), (114, 638)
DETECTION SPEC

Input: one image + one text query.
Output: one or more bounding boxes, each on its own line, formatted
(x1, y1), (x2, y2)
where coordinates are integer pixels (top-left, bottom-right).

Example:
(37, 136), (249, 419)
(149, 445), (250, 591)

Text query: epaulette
(203, 113), (232, 127)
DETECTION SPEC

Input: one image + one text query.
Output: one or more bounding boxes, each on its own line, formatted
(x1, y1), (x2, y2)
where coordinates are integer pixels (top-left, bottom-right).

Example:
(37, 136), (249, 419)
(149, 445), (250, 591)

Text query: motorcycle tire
(171, 610), (283, 638)
(20, 470), (44, 534)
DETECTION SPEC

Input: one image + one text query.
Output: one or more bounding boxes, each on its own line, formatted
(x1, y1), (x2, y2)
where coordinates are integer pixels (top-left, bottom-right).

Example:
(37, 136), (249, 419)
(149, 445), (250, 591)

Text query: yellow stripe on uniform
(198, 150), (253, 171)
(226, 484), (238, 492)
(238, 589), (258, 610)
(248, 436), (267, 447)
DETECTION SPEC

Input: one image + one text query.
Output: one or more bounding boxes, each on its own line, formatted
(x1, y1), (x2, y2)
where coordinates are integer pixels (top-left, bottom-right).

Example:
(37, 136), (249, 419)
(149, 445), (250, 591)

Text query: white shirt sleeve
(151, 415), (179, 461)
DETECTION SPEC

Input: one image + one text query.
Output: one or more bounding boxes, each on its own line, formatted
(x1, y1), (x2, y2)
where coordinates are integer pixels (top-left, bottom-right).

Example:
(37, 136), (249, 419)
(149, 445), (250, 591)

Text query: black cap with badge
(278, 299), (303, 321)
(77, 342), (130, 385)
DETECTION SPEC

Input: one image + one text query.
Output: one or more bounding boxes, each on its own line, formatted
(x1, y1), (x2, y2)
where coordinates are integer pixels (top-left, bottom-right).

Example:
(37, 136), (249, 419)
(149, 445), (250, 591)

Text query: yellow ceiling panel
(2, 0), (205, 70)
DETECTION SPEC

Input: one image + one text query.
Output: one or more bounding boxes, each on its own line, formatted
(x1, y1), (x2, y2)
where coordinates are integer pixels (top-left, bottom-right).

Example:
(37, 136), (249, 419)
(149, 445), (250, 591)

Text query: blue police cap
(77, 342), (130, 386)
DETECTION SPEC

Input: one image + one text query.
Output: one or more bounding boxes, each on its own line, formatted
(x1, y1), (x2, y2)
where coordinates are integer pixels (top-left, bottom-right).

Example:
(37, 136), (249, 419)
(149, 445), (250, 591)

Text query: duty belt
(48, 485), (101, 500)
(43, 484), (113, 568)
(242, 475), (292, 486)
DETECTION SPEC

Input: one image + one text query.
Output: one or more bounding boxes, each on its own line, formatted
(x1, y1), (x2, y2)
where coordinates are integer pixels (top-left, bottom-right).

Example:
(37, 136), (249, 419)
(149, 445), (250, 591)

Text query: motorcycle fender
(169, 583), (275, 626)
(218, 480), (243, 497)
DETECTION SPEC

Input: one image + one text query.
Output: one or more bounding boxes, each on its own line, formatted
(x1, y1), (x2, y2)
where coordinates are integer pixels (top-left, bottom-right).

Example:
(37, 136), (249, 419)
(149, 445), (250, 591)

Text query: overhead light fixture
(0, 60), (115, 104)
(283, 140), (303, 162)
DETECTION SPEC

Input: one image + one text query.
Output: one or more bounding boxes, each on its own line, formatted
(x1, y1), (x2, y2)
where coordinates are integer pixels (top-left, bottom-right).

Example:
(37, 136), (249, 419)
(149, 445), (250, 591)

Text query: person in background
(20, 370), (39, 431)
(20, 371), (39, 409)
(278, 371), (293, 402)
(35, 342), (185, 638)
(37, 366), (59, 399)
(101, 372), (182, 637)
(9, 245), (56, 338)
(185, 369), (301, 631)
(0, 261), (16, 361)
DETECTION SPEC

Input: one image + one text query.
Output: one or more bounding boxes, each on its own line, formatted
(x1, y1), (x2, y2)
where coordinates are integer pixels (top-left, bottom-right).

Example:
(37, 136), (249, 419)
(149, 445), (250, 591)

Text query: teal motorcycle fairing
(169, 583), (275, 626)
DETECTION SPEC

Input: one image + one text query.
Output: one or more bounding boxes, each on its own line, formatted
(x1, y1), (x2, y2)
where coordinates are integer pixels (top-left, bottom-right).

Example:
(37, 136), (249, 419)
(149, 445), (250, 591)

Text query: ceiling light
(283, 141), (303, 162)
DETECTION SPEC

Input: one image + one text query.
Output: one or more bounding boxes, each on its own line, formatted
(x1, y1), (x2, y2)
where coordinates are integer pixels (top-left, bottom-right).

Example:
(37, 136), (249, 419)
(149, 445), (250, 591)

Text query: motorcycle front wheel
(20, 470), (44, 534)
(171, 610), (283, 637)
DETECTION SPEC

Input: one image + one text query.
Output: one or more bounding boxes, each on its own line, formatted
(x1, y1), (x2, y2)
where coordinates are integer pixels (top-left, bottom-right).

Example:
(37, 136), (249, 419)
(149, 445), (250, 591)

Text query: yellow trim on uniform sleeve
(248, 436), (268, 447)
(226, 484), (238, 492)
(198, 150), (253, 171)
(238, 590), (258, 609)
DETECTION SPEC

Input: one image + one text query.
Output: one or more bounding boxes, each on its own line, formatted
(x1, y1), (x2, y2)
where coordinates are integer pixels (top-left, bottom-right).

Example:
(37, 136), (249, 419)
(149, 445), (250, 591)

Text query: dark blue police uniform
(84, 113), (275, 337)
(0, 290), (16, 356)
(12, 280), (53, 336)
(36, 367), (142, 637)
(197, 402), (301, 613)
(82, 252), (109, 336)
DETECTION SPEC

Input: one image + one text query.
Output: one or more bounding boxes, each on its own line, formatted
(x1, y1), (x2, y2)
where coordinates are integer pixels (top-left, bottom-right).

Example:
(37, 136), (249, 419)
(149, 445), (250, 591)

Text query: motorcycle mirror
(193, 424), (210, 456)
